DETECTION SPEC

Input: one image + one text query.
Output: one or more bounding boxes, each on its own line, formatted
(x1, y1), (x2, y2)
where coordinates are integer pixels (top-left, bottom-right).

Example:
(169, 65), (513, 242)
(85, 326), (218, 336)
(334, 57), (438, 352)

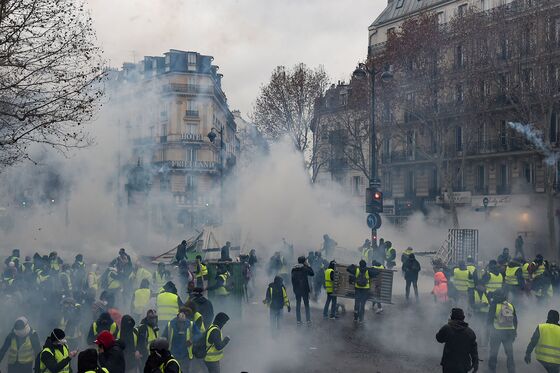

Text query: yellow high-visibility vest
(535, 323), (560, 365)
(467, 265), (476, 289)
(159, 358), (181, 373)
(132, 288), (151, 315)
(324, 268), (334, 293)
(473, 291), (489, 313)
(453, 268), (470, 292)
(215, 273), (230, 296)
(167, 321), (193, 360)
(505, 266), (520, 286)
(92, 321), (118, 336)
(7, 334), (35, 364)
(39, 346), (69, 373)
(354, 268), (370, 289)
(204, 325), (223, 363)
(486, 273), (503, 292)
(156, 292), (179, 321)
(522, 263), (530, 281)
(493, 302), (516, 330)
(196, 264), (208, 279)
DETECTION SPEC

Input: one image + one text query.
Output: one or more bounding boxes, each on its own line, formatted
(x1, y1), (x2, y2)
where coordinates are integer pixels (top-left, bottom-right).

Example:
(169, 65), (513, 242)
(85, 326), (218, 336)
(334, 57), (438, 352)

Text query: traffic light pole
(369, 67), (379, 248)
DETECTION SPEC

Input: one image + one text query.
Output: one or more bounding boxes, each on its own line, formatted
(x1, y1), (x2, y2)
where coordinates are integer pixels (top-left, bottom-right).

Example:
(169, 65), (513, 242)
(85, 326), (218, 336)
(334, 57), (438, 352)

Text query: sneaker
(297, 321), (303, 327)
(375, 308), (384, 314)
(329, 316), (336, 320)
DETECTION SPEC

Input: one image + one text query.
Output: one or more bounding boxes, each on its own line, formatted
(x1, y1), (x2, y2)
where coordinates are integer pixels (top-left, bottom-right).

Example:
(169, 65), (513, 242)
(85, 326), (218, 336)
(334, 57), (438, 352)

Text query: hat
(150, 338), (169, 352)
(547, 310), (560, 324)
(51, 328), (65, 341)
(450, 308), (465, 321)
(95, 330), (115, 349)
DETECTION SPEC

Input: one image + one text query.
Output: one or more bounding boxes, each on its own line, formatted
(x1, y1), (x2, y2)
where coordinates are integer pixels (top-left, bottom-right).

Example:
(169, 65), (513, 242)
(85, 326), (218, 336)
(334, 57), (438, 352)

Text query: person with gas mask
(39, 329), (78, 373)
(144, 339), (180, 373)
(0, 317), (41, 373)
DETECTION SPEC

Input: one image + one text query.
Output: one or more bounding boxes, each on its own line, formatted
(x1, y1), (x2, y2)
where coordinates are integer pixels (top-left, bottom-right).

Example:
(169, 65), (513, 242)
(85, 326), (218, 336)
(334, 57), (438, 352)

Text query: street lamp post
(353, 63), (393, 247)
(207, 122), (225, 225)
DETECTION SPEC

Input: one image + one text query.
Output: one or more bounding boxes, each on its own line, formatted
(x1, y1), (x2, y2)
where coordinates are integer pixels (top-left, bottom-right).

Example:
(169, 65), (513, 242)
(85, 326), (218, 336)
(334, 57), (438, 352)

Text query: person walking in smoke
(525, 309), (560, 373)
(515, 235), (525, 260)
(263, 275), (290, 332)
(487, 289), (517, 373)
(402, 253), (421, 301)
(323, 261), (338, 319)
(0, 317), (41, 373)
(346, 260), (378, 324)
(291, 256), (314, 326)
(436, 308), (479, 373)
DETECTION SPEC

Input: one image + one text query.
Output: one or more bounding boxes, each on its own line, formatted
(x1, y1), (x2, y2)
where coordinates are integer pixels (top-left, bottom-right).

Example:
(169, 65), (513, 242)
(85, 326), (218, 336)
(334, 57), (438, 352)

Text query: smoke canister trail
(508, 122), (560, 165)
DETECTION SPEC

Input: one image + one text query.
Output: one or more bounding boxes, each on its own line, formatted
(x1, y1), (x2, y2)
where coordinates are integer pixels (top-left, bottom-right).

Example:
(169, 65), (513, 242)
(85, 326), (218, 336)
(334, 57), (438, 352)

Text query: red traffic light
(373, 191), (382, 200)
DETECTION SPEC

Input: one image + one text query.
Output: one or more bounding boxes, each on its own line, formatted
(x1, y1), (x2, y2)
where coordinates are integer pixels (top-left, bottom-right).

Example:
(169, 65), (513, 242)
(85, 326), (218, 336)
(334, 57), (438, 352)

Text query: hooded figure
(40, 329), (76, 373)
(0, 317), (41, 373)
(77, 348), (103, 373)
(432, 271), (449, 303)
(144, 338), (179, 373)
(204, 313), (230, 371)
(118, 315), (137, 373)
(264, 276), (290, 332)
(136, 310), (159, 366)
(436, 308), (479, 373)
(189, 288), (214, 328)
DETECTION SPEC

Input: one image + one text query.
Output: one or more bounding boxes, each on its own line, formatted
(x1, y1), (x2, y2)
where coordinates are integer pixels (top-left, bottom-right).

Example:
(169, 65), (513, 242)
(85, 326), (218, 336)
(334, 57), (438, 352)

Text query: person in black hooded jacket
(264, 276), (290, 331)
(204, 312), (230, 373)
(189, 288), (214, 328)
(77, 348), (105, 373)
(96, 330), (125, 373)
(436, 308), (479, 373)
(118, 315), (138, 373)
(291, 256), (314, 326)
(87, 312), (118, 345)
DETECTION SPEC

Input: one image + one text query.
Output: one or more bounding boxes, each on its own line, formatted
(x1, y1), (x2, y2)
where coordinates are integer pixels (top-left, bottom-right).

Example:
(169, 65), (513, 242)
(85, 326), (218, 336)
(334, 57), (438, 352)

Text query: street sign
(367, 213), (382, 230)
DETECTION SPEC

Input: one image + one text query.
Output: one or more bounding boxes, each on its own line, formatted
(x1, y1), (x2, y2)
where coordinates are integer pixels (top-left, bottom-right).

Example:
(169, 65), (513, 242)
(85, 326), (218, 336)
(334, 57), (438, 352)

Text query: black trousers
(488, 330), (515, 373)
(405, 278), (419, 299)
(539, 361), (560, 373)
(8, 363), (33, 373)
(354, 288), (369, 321)
(295, 293), (311, 322)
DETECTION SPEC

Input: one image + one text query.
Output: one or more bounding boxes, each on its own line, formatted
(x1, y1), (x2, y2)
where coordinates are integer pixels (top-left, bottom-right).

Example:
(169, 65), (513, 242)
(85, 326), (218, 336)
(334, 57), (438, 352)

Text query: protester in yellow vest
(40, 329), (78, 373)
(132, 279), (152, 319)
(486, 290), (517, 373)
(204, 312), (230, 373)
(145, 339), (180, 373)
(264, 276), (291, 331)
(77, 348), (109, 373)
(195, 255), (208, 289)
(525, 309), (560, 371)
(323, 261), (337, 319)
(136, 310), (159, 367)
(156, 282), (181, 330)
(131, 263), (153, 291)
(0, 317), (41, 373)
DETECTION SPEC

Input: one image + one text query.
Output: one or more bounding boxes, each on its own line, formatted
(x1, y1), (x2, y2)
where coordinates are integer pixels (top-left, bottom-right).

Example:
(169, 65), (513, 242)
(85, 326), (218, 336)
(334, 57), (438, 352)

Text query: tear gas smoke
(508, 122), (560, 166)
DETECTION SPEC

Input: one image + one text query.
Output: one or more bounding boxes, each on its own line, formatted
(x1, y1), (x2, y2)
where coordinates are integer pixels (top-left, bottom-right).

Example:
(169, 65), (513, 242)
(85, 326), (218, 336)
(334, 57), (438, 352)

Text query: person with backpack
(0, 317), (41, 373)
(263, 276), (291, 332)
(77, 349), (108, 373)
(291, 256), (314, 326)
(144, 339), (180, 373)
(436, 308), (479, 373)
(525, 309), (560, 373)
(346, 260), (379, 324)
(402, 253), (421, 301)
(39, 329), (78, 373)
(201, 312), (230, 373)
(487, 289), (517, 373)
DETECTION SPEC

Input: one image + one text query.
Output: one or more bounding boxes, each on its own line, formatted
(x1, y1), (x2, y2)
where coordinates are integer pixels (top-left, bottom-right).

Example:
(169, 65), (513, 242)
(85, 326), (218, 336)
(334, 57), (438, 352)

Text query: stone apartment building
(114, 49), (239, 230)
(315, 0), (560, 227)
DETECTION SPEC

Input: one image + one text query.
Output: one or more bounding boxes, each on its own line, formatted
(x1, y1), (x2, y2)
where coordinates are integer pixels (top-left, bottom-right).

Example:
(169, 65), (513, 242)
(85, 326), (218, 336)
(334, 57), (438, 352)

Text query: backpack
(192, 327), (212, 359)
(497, 302), (514, 327)
(356, 268), (368, 287)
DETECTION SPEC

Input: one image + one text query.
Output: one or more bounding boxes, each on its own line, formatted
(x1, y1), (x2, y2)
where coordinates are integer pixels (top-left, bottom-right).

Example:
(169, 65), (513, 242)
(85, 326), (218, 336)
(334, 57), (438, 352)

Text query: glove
(287, 305), (291, 312)
(524, 354), (531, 364)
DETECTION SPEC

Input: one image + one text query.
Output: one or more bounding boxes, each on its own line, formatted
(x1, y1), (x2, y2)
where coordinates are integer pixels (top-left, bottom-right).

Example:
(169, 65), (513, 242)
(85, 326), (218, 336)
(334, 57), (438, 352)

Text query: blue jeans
(354, 288), (369, 321)
(270, 307), (283, 331)
(323, 293), (337, 317)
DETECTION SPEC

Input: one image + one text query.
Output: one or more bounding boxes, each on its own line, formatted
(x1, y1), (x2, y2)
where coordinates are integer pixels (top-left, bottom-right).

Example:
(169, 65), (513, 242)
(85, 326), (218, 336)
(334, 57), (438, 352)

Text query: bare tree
(252, 63), (329, 173)
(0, 0), (104, 167)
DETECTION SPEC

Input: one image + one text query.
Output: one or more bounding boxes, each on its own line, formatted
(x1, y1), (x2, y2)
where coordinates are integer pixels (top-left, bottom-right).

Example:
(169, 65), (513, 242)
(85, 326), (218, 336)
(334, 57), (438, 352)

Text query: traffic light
(366, 187), (383, 213)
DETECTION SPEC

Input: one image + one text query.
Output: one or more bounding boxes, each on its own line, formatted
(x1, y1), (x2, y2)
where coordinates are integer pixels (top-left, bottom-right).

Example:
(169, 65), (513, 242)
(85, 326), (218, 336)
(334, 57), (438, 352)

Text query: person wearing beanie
(144, 339), (180, 373)
(486, 289), (517, 373)
(436, 308), (479, 373)
(39, 329), (78, 373)
(96, 330), (125, 373)
(204, 312), (230, 373)
(0, 317), (41, 373)
(525, 309), (560, 372)
(77, 349), (107, 373)
(291, 256), (314, 326)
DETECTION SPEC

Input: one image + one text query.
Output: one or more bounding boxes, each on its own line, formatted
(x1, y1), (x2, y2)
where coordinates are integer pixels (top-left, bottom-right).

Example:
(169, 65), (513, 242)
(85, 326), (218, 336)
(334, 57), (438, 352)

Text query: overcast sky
(87, 0), (386, 116)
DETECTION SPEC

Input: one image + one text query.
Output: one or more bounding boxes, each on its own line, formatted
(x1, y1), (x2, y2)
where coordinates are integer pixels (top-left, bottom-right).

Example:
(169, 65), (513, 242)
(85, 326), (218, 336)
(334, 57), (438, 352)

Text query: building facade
(114, 49), (238, 230)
